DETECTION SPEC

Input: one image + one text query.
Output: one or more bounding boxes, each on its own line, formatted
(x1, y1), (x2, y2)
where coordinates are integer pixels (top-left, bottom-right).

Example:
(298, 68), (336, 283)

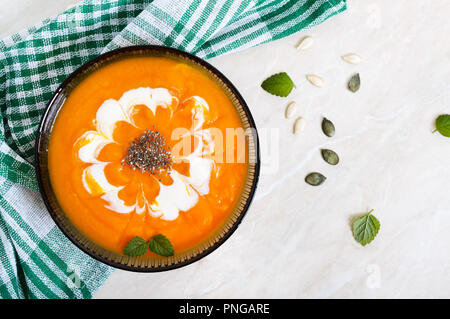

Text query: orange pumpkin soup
(48, 56), (248, 255)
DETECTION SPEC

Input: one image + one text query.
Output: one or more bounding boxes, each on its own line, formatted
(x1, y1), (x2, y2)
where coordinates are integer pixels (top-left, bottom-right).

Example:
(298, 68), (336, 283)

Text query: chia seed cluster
(122, 129), (173, 175)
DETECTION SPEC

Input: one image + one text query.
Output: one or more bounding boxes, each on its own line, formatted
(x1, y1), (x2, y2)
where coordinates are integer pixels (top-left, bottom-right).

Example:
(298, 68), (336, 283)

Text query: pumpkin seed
(321, 117), (335, 137)
(285, 101), (298, 119)
(321, 149), (339, 165)
(305, 172), (326, 186)
(296, 36), (314, 50)
(348, 73), (360, 92)
(293, 117), (306, 134)
(306, 74), (324, 88)
(342, 53), (362, 64)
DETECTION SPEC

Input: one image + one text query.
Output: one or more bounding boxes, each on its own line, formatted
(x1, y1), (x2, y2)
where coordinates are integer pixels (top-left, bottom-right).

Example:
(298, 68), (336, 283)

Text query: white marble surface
(2, 0), (450, 298)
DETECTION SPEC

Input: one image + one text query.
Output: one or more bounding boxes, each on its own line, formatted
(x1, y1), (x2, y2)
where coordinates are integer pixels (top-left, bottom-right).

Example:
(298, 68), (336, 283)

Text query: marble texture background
(2, 0), (450, 298)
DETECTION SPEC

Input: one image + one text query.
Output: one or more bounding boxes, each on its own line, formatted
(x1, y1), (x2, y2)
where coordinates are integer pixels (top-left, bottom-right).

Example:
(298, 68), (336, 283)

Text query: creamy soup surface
(48, 56), (248, 255)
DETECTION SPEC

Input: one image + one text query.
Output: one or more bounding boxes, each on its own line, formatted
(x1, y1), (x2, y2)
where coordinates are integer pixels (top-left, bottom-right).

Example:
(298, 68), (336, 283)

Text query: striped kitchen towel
(0, 0), (346, 298)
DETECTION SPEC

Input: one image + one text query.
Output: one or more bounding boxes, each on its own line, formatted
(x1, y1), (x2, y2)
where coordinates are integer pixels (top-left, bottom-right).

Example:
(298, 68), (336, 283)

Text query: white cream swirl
(75, 87), (214, 221)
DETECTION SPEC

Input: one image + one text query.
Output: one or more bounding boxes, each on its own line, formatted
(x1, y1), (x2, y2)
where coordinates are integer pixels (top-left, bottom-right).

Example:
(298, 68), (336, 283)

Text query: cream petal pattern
(150, 170), (199, 221)
(188, 96), (209, 131)
(77, 132), (110, 164)
(96, 99), (129, 140)
(119, 88), (175, 116)
(102, 188), (135, 214)
(186, 156), (213, 195)
(82, 163), (116, 194)
(74, 87), (214, 221)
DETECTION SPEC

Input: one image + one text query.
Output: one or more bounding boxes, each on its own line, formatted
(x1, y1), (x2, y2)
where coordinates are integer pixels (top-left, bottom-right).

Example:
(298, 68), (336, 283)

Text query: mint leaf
(352, 209), (380, 246)
(434, 114), (450, 137)
(124, 236), (148, 257)
(261, 72), (295, 97)
(148, 234), (174, 257)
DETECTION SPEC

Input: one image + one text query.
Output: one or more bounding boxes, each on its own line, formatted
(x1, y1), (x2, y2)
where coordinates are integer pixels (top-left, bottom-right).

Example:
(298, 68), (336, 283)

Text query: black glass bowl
(35, 46), (260, 272)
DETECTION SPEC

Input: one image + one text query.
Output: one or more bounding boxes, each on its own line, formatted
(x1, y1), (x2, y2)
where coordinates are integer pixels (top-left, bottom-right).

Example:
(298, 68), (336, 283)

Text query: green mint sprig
(124, 236), (148, 257)
(261, 72), (295, 97)
(124, 234), (174, 257)
(352, 209), (380, 246)
(433, 114), (450, 137)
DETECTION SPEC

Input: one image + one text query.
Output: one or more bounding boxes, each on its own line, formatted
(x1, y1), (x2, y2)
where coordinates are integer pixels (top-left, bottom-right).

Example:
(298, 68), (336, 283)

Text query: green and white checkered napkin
(0, 0), (346, 299)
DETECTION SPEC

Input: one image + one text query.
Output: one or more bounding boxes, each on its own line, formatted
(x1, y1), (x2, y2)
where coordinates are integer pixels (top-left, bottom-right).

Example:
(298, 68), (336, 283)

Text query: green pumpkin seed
(321, 117), (335, 137)
(321, 149), (339, 165)
(305, 172), (326, 186)
(348, 73), (360, 92)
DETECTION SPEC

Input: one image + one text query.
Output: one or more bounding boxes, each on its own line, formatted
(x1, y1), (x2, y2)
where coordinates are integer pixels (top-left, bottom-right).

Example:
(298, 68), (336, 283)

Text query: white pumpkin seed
(285, 101), (298, 119)
(296, 36), (314, 51)
(293, 117), (306, 134)
(306, 74), (324, 88)
(342, 53), (362, 64)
